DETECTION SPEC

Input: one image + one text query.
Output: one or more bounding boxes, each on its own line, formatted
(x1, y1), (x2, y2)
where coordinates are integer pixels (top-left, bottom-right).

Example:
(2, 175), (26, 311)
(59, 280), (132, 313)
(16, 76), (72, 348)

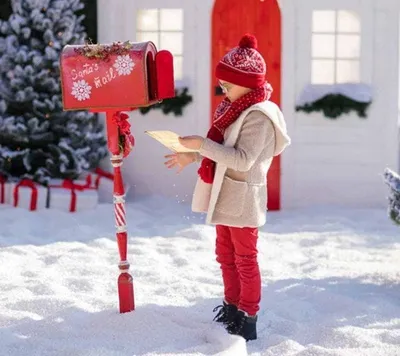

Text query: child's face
(219, 80), (251, 102)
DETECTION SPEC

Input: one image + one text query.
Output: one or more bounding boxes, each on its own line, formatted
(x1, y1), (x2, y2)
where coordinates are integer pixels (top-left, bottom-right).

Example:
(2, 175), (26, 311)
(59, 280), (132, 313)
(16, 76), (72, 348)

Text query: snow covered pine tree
(0, 0), (107, 184)
(383, 168), (400, 225)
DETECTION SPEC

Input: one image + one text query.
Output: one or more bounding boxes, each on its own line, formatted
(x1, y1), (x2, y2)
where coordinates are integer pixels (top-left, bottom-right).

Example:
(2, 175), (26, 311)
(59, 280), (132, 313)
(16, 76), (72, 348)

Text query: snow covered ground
(0, 197), (399, 356)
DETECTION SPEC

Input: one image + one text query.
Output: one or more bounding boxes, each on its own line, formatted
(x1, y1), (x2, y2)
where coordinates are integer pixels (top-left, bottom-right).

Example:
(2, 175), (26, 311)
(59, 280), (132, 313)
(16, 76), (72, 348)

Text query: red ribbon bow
(82, 174), (95, 189)
(112, 111), (135, 158)
(13, 179), (38, 211)
(94, 168), (114, 189)
(61, 179), (88, 212)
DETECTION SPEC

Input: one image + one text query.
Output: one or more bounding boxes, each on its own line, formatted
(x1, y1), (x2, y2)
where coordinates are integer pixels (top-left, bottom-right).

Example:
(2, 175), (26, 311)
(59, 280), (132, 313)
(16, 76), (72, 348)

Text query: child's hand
(178, 136), (204, 150)
(164, 152), (196, 173)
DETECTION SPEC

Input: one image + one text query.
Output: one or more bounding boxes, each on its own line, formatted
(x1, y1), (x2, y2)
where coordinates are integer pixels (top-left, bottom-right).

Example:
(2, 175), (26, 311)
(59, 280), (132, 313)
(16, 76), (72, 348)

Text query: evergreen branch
(296, 94), (371, 119)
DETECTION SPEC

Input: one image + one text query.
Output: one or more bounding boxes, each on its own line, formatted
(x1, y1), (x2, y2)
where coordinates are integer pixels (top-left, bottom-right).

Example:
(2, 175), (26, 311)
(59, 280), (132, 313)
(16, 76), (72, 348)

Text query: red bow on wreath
(112, 111), (135, 158)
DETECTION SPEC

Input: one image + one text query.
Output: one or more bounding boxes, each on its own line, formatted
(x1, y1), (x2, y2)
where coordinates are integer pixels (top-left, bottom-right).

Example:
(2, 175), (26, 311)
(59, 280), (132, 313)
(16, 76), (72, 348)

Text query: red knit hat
(215, 34), (266, 89)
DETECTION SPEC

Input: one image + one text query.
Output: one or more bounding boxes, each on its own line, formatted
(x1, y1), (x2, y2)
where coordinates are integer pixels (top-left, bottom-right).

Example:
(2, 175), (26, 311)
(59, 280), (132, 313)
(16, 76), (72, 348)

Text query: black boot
(226, 310), (257, 341)
(213, 301), (238, 324)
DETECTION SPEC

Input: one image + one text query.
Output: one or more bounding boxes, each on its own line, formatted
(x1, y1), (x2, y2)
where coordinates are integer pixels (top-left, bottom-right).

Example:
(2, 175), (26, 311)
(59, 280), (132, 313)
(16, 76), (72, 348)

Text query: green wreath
(139, 87), (193, 117)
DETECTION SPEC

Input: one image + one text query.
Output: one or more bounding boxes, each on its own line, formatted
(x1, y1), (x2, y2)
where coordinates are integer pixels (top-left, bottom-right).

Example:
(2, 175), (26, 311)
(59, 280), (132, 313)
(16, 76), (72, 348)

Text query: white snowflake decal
(71, 80), (92, 101)
(113, 55), (135, 76)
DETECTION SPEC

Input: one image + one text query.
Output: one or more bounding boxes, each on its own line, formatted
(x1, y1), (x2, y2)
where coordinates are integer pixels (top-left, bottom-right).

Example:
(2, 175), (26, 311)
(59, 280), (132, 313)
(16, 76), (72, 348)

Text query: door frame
(210, 0), (283, 210)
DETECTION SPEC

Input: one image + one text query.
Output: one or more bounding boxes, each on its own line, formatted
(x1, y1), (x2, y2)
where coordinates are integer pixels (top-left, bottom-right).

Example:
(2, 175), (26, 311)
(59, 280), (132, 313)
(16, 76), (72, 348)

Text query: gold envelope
(144, 130), (199, 153)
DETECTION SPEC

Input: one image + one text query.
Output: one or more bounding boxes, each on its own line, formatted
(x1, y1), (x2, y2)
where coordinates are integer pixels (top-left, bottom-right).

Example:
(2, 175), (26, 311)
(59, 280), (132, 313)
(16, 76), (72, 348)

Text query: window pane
(337, 34), (360, 58)
(137, 9), (159, 31)
(338, 10), (360, 33)
(312, 11), (336, 33)
(312, 60), (335, 84)
(174, 55), (183, 80)
(336, 60), (360, 83)
(160, 32), (183, 55)
(137, 31), (159, 48)
(312, 34), (335, 58)
(160, 9), (183, 31)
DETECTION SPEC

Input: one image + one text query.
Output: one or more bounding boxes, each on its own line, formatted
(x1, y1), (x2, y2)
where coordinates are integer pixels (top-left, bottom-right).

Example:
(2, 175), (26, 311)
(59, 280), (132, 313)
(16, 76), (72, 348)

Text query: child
(164, 34), (290, 341)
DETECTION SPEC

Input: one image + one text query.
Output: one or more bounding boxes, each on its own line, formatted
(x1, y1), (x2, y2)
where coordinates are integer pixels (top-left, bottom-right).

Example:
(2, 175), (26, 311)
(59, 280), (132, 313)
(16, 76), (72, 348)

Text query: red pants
(215, 225), (261, 316)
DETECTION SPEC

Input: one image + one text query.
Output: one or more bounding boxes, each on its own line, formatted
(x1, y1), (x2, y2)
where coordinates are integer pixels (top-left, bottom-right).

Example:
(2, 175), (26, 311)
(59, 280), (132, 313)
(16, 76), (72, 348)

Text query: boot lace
(213, 305), (227, 322)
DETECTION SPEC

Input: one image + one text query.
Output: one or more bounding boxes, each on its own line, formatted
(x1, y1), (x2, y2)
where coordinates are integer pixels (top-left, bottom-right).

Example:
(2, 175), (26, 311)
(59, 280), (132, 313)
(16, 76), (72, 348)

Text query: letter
(83, 63), (90, 76)
(94, 77), (102, 88)
(102, 76), (108, 85)
(71, 69), (78, 80)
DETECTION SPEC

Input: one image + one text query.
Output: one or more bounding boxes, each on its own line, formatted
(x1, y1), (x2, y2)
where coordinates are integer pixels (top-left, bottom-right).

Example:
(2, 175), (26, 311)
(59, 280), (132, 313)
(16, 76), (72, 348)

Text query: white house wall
(282, 0), (400, 208)
(97, 0), (213, 201)
(97, 0), (399, 209)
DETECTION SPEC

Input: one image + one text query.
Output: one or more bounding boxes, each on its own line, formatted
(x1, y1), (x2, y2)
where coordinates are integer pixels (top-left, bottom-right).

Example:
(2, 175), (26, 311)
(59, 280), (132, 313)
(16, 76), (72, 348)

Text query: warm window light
(141, 15), (154, 28)
(311, 10), (361, 84)
(137, 8), (184, 80)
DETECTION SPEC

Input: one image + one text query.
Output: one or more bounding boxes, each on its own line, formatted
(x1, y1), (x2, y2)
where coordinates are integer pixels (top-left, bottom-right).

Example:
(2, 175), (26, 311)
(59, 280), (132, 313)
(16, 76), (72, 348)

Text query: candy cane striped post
(106, 111), (135, 313)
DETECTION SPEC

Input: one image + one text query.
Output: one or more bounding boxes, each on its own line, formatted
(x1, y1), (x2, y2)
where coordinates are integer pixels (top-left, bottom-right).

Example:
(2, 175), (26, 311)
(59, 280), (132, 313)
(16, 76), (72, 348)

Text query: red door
(211, 0), (282, 210)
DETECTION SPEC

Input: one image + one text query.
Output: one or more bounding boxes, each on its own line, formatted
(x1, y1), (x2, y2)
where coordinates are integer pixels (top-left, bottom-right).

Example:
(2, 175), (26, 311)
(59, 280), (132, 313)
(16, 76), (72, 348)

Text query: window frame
(311, 9), (362, 85)
(135, 8), (185, 82)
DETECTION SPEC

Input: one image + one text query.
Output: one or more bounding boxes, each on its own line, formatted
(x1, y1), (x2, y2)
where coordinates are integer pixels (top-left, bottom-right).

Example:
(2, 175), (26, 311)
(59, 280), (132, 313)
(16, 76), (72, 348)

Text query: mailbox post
(60, 41), (175, 313)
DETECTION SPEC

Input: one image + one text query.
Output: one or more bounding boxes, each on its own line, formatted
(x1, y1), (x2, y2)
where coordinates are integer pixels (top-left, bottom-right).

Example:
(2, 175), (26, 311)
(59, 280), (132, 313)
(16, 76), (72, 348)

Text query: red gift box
(12, 179), (47, 211)
(83, 168), (131, 202)
(85, 168), (114, 189)
(0, 176), (12, 205)
(48, 179), (98, 212)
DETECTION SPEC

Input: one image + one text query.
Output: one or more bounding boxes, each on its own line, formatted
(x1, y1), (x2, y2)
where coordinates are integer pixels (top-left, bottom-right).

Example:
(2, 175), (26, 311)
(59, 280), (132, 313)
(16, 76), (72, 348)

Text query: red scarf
(198, 83), (273, 184)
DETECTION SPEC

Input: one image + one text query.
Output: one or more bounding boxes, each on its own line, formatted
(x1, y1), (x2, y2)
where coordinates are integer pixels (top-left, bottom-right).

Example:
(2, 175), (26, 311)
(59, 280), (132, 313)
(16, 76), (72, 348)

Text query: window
(311, 10), (361, 84)
(136, 9), (184, 81)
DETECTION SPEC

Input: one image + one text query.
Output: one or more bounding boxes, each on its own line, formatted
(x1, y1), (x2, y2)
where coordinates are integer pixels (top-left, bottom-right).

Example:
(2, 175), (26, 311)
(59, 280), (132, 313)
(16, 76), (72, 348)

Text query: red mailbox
(60, 41), (176, 314)
(61, 41), (175, 110)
